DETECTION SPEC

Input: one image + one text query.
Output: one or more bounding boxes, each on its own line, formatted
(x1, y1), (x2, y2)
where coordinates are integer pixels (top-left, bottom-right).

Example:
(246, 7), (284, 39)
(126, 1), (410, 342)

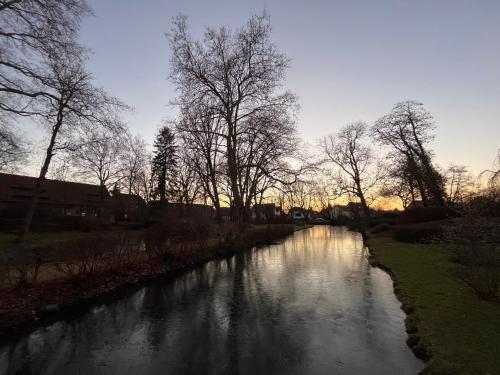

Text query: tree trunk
(420, 157), (446, 206)
(158, 165), (166, 204)
(226, 127), (244, 222)
(407, 156), (429, 207)
(20, 116), (63, 240)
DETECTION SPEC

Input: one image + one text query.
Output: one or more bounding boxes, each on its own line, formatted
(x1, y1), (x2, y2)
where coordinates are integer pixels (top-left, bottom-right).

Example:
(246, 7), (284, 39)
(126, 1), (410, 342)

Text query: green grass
(0, 233), (17, 252)
(369, 234), (500, 374)
(0, 231), (97, 252)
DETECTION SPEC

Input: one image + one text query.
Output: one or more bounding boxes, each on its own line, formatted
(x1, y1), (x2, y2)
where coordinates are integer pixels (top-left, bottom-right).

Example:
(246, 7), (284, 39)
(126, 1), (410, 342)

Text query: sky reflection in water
(0, 226), (423, 375)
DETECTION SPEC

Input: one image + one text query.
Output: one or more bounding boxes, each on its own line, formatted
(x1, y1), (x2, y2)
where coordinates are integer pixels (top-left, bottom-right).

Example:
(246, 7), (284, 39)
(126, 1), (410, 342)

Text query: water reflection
(0, 226), (423, 374)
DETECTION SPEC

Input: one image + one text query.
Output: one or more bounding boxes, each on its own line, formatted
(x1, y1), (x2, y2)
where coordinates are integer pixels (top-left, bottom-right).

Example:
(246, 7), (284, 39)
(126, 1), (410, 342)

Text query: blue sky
(80, 0), (500, 174)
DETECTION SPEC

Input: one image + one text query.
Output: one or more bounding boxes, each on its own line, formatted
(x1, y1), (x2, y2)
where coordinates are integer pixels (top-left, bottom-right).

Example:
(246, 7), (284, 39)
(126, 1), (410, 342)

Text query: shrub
(242, 224), (294, 244)
(142, 220), (212, 267)
(107, 232), (141, 269)
(397, 206), (457, 224)
(442, 216), (500, 300)
(443, 217), (500, 265)
(53, 235), (118, 278)
(1, 245), (44, 287)
(369, 223), (391, 234)
(393, 223), (443, 243)
(79, 217), (112, 232)
(453, 265), (499, 300)
(127, 220), (158, 230)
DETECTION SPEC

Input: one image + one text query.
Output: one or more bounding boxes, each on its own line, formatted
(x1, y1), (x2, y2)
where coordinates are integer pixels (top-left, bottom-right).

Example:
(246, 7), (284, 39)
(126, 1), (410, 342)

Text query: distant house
(111, 191), (146, 222)
(252, 203), (282, 223)
(150, 202), (215, 222)
(320, 206), (335, 221)
(219, 207), (233, 221)
(289, 207), (305, 220)
(330, 202), (367, 220)
(346, 202), (365, 217)
(0, 172), (111, 221)
(331, 205), (352, 219)
(304, 209), (328, 224)
(406, 200), (424, 210)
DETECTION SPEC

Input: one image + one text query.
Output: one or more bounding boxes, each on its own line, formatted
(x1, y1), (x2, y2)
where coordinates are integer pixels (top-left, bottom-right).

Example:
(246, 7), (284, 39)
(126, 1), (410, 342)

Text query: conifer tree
(151, 125), (177, 202)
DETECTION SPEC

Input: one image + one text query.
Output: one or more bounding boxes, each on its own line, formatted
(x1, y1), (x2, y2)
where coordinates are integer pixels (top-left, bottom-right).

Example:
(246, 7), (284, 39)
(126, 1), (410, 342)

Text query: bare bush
(109, 232), (141, 269)
(1, 246), (44, 287)
(443, 216), (499, 300)
(54, 236), (115, 278)
(142, 224), (174, 262)
(142, 220), (212, 270)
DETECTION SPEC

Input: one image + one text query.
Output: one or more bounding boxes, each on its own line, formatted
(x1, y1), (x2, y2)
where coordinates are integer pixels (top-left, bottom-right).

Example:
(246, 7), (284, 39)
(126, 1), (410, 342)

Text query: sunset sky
(80, 0), (500, 175)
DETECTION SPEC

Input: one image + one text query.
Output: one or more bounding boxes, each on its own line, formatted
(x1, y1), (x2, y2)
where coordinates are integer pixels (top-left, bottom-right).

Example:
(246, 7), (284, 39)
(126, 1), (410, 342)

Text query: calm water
(0, 226), (423, 375)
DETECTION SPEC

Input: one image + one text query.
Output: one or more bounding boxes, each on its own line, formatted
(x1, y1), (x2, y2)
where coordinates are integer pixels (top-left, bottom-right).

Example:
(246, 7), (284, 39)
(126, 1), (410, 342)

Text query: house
(150, 202), (215, 222)
(331, 205), (352, 219)
(289, 207), (305, 220)
(111, 191), (146, 222)
(320, 205), (336, 221)
(346, 202), (365, 217)
(304, 209), (328, 224)
(219, 207), (233, 221)
(251, 203), (282, 223)
(329, 202), (369, 221)
(0, 172), (111, 222)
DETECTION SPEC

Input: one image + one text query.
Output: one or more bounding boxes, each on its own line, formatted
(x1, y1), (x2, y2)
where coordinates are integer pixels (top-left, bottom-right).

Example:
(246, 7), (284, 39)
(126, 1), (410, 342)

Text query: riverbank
(367, 233), (500, 374)
(0, 224), (302, 340)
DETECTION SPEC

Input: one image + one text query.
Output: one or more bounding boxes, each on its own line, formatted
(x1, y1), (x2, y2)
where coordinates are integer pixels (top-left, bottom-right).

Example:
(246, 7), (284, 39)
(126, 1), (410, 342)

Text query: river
(0, 226), (423, 374)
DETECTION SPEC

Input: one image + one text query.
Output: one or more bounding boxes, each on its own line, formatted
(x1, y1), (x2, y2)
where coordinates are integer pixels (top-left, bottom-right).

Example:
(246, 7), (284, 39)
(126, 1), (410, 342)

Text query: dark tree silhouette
(321, 121), (381, 219)
(20, 51), (126, 240)
(176, 104), (225, 218)
(380, 155), (420, 209)
(0, 0), (91, 117)
(168, 13), (299, 221)
(0, 123), (26, 171)
(151, 125), (177, 203)
(120, 133), (149, 196)
(71, 126), (126, 199)
(372, 101), (446, 206)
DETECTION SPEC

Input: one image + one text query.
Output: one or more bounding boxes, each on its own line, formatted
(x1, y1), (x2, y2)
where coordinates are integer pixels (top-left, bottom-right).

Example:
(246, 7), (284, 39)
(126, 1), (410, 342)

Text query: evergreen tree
(151, 125), (177, 202)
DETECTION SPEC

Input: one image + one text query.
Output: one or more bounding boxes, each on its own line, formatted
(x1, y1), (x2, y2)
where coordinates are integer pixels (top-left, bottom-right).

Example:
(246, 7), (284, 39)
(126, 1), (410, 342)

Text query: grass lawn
(0, 231), (95, 251)
(368, 234), (500, 374)
(0, 233), (17, 252)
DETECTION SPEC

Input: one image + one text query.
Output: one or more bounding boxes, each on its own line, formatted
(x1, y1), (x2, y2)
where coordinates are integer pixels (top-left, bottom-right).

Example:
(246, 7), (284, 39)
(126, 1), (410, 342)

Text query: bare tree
(0, 0), (91, 117)
(20, 52), (127, 239)
(445, 164), (474, 205)
(120, 133), (149, 195)
(168, 13), (299, 222)
(47, 152), (72, 181)
(480, 149), (500, 189)
(306, 177), (339, 221)
(372, 101), (446, 206)
(72, 126), (126, 198)
(173, 147), (202, 205)
(134, 154), (155, 203)
(236, 107), (303, 213)
(321, 121), (381, 218)
(285, 181), (309, 211)
(0, 122), (26, 171)
(176, 103), (225, 218)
